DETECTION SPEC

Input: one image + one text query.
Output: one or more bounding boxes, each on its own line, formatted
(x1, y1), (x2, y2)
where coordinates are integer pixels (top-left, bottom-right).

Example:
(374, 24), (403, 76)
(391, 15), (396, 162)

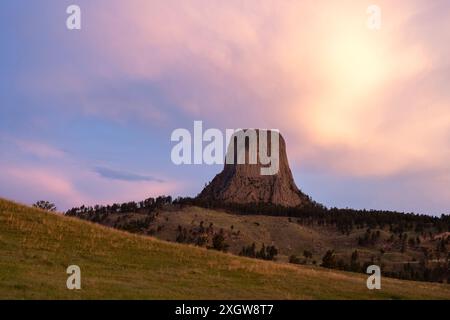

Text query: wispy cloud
(94, 166), (164, 182)
(0, 161), (180, 211)
(16, 140), (66, 159)
(0, 136), (67, 159)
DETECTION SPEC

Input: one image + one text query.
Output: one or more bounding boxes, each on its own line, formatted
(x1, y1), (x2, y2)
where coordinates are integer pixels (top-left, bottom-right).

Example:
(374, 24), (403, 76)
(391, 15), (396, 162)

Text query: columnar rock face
(197, 129), (312, 207)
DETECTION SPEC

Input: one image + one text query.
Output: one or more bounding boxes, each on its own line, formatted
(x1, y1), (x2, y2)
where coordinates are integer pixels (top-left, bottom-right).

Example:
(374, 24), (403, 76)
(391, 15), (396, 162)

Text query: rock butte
(197, 129), (312, 207)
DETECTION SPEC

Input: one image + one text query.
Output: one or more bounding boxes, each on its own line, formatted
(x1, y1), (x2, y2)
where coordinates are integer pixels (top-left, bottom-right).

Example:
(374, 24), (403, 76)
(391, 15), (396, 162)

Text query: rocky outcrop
(197, 129), (312, 207)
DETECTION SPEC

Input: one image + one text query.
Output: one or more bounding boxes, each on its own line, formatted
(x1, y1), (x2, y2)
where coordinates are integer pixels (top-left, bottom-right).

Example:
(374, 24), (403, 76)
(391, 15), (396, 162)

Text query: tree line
(175, 197), (450, 235)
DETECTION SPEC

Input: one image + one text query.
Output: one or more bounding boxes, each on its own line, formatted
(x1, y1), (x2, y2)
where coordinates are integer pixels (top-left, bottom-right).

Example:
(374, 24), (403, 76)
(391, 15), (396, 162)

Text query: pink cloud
(8, 0), (450, 212)
(74, 0), (450, 177)
(0, 138), (182, 210)
(1, 165), (85, 209)
(13, 139), (67, 159)
(0, 162), (182, 211)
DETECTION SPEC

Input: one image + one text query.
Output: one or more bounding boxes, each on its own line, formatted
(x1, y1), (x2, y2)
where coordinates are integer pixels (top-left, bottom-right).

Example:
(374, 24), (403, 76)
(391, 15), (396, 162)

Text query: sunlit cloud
(2, 0), (450, 214)
(77, 0), (449, 178)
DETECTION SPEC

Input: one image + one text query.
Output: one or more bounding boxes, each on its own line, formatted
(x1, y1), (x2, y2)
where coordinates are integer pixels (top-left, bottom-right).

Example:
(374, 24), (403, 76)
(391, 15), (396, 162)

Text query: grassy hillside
(1, 198), (449, 299)
(92, 206), (446, 273)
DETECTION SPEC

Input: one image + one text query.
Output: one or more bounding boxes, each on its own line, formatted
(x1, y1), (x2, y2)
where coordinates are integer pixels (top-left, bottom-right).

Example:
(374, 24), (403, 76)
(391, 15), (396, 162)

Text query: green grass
(1, 198), (449, 299)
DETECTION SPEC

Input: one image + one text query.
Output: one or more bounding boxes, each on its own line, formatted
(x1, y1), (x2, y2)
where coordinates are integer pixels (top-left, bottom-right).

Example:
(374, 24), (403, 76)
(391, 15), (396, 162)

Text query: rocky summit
(197, 129), (312, 207)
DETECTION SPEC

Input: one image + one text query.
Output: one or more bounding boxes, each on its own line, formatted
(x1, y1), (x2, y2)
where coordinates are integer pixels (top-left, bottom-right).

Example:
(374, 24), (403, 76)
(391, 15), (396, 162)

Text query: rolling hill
(1, 198), (450, 299)
(74, 204), (449, 280)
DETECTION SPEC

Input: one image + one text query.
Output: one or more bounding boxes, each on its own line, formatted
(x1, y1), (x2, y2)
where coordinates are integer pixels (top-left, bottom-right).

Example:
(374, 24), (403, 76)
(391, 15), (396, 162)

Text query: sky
(1, 0), (450, 215)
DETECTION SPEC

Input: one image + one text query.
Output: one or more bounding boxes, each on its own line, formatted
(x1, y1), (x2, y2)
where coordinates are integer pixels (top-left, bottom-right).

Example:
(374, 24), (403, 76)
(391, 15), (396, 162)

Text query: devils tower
(197, 129), (312, 207)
